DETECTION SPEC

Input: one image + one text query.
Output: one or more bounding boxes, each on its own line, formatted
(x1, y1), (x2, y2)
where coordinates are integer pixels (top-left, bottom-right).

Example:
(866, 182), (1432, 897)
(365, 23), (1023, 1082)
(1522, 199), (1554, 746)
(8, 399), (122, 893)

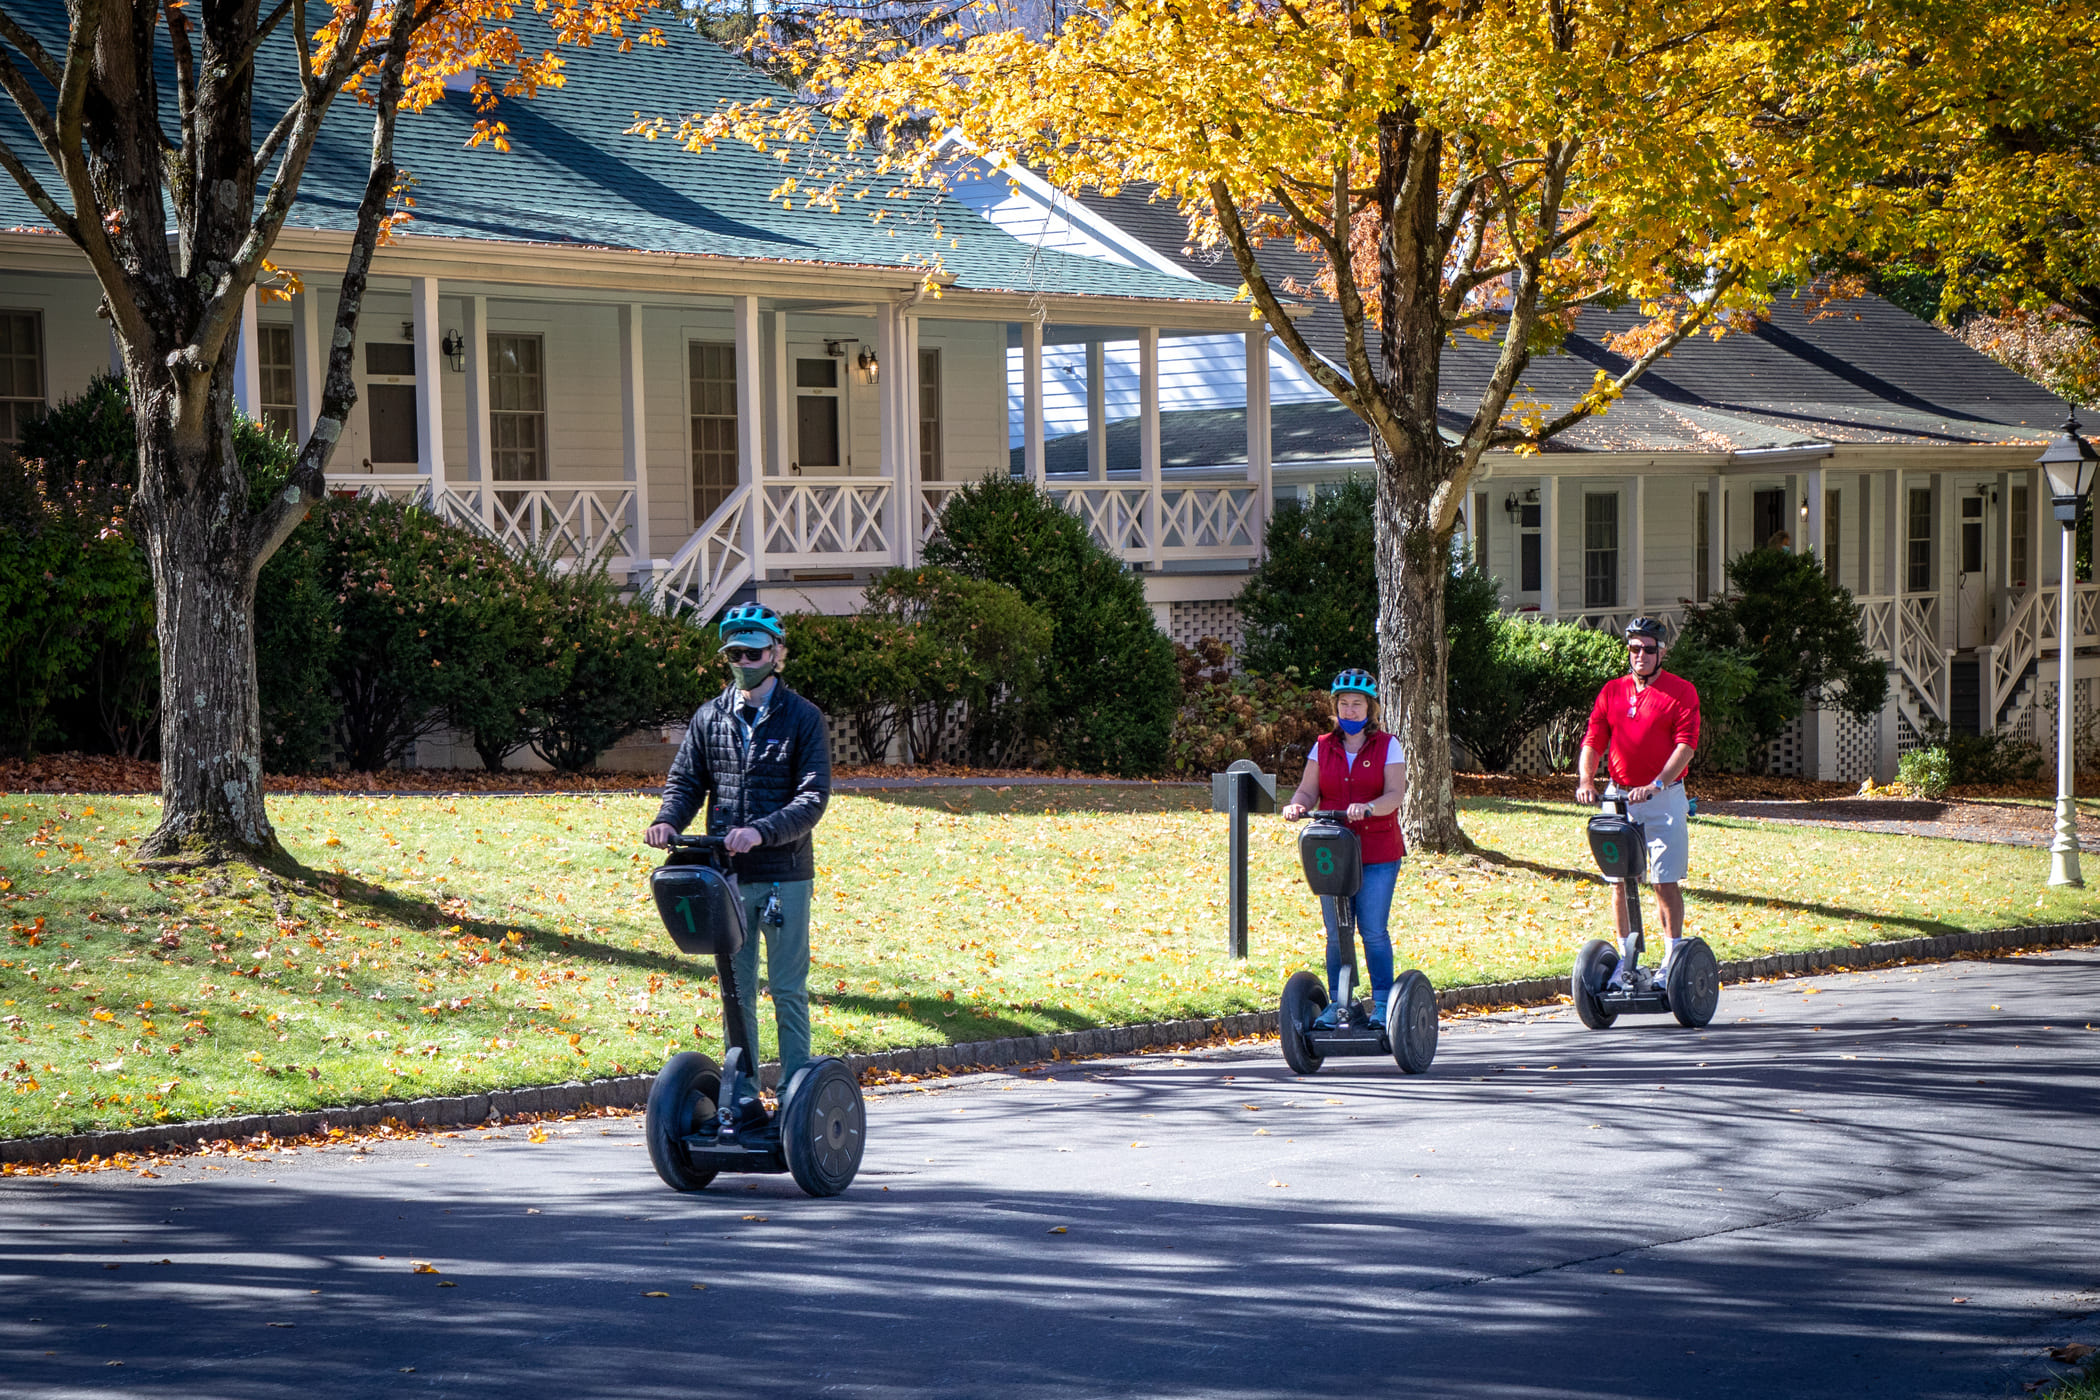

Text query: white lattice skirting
(1170, 598), (1245, 656)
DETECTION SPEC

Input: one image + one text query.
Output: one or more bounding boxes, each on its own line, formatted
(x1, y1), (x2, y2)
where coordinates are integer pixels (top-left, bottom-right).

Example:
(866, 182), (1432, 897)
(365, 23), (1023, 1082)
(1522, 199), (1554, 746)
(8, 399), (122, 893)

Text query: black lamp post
(2038, 416), (2099, 887)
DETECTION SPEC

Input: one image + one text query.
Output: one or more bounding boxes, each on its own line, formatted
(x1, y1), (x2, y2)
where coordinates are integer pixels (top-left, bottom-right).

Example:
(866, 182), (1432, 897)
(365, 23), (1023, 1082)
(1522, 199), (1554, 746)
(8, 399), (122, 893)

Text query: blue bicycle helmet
(718, 602), (786, 651)
(1330, 668), (1379, 701)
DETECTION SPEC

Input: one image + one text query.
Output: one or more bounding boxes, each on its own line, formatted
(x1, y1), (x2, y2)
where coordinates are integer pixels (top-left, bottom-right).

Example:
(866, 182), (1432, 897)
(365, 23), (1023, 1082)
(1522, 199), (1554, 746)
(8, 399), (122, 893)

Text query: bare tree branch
(0, 133), (80, 239)
(0, 5), (57, 86)
(1209, 177), (1372, 425)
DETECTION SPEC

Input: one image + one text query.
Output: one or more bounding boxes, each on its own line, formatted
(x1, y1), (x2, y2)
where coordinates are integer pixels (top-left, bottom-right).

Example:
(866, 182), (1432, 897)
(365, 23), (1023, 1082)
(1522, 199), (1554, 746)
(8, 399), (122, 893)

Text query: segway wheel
(780, 1057), (866, 1198)
(1667, 937), (1721, 1028)
(1572, 939), (1619, 1030)
(1386, 970), (1438, 1074)
(1279, 971), (1327, 1075)
(645, 1051), (721, 1192)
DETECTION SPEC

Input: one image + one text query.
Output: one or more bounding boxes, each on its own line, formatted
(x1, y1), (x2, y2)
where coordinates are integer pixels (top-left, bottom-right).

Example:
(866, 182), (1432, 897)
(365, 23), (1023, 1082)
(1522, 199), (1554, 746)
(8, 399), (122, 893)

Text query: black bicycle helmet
(1623, 616), (1666, 644)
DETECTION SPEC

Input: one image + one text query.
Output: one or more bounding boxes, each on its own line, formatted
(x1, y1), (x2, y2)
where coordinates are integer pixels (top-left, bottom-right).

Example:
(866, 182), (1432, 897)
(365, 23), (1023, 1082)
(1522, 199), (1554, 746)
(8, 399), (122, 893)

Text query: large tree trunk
(1374, 434), (1467, 853)
(1375, 116), (1469, 854)
(129, 365), (283, 864)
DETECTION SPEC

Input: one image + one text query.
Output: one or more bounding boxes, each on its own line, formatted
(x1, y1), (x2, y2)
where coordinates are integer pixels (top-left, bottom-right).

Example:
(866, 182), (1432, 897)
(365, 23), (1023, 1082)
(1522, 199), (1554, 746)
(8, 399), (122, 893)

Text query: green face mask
(729, 658), (776, 691)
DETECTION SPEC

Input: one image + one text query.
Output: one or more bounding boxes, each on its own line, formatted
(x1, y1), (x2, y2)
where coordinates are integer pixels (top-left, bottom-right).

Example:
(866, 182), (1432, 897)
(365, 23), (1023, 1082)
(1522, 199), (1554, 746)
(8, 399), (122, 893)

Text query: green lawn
(3, 785), (2096, 1139)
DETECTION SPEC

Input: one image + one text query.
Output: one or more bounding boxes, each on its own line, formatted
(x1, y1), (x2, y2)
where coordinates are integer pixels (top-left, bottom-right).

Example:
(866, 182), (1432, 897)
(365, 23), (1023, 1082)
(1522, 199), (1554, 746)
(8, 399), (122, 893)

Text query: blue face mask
(1337, 716), (1370, 735)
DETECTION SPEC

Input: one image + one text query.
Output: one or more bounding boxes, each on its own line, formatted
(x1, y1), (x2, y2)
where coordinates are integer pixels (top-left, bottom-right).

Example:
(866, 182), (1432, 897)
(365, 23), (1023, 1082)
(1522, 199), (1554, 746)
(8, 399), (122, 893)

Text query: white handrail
(655, 484), (754, 621)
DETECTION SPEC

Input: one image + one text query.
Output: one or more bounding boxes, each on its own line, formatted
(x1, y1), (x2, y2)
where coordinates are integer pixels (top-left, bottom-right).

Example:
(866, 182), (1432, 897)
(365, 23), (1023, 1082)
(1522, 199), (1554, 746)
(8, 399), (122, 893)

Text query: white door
(1955, 491), (1992, 648)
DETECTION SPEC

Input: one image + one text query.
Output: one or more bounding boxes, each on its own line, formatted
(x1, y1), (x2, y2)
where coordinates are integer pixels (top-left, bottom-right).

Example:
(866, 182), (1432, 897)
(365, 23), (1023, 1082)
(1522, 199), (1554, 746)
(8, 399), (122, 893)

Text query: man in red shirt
(1576, 617), (1701, 984)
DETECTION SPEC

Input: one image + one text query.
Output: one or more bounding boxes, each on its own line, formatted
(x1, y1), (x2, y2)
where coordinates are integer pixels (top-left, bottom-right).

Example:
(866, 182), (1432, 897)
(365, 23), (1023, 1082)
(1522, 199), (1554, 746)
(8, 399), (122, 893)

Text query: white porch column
(463, 295), (493, 524)
(290, 289), (323, 441)
(735, 295), (766, 583)
(1883, 466), (1905, 596)
(1538, 474), (1560, 616)
(410, 277), (444, 486)
(1022, 319), (1046, 484)
(618, 303), (651, 572)
(901, 312), (923, 567)
(1626, 475), (1645, 611)
(2028, 467), (2047, 589)
(1936, 471), (1955, 646)
(1086, 340), (1107, 480)
(1140, 324), (1161, 569)
(1803, 464), (1826, 572)
(1246, 328), (1271, 548)
(1994, 470), (2014, 632)
(107, 328), (123, 377)
(876, 300), (897, 490)
(769, 310), (790, 479)
(1705, 472), (1725, 601)
(232, 285), (261, 419)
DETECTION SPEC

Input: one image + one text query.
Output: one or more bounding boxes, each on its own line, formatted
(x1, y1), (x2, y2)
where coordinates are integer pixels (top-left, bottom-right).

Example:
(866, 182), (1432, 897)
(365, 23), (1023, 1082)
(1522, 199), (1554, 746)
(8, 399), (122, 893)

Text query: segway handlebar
(663, 833), (728, 852)
(1283, 808), (1352, 823)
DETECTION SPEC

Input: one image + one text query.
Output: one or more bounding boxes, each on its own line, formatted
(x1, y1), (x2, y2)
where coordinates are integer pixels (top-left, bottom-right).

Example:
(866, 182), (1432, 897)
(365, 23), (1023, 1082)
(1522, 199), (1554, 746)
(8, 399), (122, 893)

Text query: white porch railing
(919, 481), (969, 543)
(1041, 479), (1261, 564)
(1893, 595), (1948, 723)
(324, 472), (432, 504)
(1987, 583), (2100, 724)
(653, 485), (754, 621)
(1560, 605), (1685, 639)
(762, 477), (893, 567)
(485, 482), (637, 567)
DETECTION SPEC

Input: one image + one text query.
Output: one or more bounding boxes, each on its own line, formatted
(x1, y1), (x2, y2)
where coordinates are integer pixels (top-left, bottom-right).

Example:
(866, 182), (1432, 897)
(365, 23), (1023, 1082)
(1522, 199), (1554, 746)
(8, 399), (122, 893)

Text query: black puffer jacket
(652, 681), (831, 882)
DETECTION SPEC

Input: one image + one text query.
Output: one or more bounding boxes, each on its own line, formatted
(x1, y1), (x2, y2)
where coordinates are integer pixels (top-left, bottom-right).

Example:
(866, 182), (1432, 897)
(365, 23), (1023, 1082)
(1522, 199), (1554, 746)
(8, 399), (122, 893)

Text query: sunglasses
(1627, 643), (1659, 655)
(723, 647), (771, 664)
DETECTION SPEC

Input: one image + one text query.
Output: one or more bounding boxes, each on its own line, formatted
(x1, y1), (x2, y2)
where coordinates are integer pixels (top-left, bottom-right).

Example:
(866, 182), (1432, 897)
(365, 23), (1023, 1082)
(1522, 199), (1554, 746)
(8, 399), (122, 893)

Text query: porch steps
(1950, 658), (1981, 736)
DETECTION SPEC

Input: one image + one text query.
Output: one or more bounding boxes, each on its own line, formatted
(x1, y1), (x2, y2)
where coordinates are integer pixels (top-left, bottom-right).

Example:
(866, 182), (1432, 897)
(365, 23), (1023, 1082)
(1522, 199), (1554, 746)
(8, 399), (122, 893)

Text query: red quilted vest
(1314, 730), (1404, 865)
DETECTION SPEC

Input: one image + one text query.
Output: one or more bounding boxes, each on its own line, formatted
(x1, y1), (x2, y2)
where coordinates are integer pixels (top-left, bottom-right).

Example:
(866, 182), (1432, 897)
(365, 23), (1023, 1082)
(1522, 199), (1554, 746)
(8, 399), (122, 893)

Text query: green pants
(731, 878), (812, 1079)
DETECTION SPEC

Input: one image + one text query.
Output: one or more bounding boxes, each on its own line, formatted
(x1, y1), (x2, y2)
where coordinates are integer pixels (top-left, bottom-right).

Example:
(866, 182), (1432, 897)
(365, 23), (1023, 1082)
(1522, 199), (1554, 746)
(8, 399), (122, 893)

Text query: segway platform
(642, 835), (866, 1197)
(1569, 795), (1721, 1031)
(1276, 815), (1438, 1075)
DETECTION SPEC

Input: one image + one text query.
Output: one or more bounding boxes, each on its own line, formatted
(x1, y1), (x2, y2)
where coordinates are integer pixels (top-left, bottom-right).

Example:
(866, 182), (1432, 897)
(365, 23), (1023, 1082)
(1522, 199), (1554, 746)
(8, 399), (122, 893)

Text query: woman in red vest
(1280, 669), (1407, 1027)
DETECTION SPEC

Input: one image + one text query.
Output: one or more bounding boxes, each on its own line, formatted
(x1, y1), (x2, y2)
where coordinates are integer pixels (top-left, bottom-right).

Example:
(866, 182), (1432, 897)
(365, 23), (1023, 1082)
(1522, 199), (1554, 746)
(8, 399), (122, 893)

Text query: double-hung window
(1907, 487), (1933, 592)
(490, 333), (547, 481)
(689, 342), (738, 522)
(1583, 493), (1619, 609)
(258, 325), (298, 440)
(0, 310), (45, 447)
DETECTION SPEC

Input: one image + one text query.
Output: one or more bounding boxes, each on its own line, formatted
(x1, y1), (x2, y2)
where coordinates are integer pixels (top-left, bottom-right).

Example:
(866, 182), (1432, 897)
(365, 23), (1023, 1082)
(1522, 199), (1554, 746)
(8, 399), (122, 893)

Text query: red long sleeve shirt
(1581, 671), (1701, 787)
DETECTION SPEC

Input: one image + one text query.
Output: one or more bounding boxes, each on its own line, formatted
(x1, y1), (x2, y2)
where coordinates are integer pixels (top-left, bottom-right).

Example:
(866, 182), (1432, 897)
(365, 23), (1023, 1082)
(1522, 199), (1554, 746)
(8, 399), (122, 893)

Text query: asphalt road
(5, 950), (2099, 1400)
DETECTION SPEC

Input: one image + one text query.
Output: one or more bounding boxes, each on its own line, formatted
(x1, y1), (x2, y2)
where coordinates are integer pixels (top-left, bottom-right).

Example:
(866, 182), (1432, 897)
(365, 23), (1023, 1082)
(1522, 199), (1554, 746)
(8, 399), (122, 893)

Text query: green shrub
(1236, 477), (1377, 680)
(318, 498), (558, 771)
(1168, 639), (1331, 777)
(1912, 721), (2044, 787)
(1659, 634), (1770, 774)
(0, 480), (152, 757)
(863, 565), (1054, 765)
(523, 568), (711, 772)
(924, 477), (1179, 775)
(16, 372), (134, 504)
(1676, 547), (1887, 757)
(783, 611), (912, 764)
(1448, 613), (1623, 773)
(254, 516), (338, 773)
(1898, 746), (1952, 800)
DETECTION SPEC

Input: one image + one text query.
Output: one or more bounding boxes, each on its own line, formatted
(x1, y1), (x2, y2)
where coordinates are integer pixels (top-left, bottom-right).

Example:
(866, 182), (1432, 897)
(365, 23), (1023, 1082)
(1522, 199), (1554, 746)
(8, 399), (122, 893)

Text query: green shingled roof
(0, 4), (1234, 303)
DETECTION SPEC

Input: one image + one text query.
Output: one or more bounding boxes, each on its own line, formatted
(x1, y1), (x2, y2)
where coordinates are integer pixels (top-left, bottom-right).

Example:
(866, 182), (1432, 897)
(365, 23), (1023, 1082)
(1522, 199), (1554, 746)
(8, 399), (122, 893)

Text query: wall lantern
(441, 330), (466, 373)
(858, 345), (880, 385)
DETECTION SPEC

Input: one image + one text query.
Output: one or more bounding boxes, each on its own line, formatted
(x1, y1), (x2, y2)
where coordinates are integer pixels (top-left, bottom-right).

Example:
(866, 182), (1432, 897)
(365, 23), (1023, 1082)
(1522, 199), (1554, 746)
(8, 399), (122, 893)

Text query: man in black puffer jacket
(646, 604), (830, 1079)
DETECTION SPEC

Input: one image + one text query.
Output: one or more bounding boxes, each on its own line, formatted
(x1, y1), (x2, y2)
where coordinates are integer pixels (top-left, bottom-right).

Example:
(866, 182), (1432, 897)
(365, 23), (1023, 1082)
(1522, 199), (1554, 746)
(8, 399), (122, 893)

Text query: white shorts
(1625, 783), (1690, 885)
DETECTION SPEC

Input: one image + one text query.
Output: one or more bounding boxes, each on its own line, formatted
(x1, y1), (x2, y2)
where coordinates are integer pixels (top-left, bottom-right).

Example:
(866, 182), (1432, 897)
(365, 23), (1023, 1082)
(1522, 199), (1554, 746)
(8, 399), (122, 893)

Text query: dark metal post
(1227, 771), (1249, 958)
(1211, 759), (1275, 960)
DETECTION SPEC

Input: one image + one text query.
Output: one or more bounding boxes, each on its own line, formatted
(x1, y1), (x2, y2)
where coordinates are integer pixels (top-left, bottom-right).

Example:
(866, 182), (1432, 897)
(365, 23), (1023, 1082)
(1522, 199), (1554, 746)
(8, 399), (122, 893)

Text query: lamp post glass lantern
(2039, 416), (2098, 887)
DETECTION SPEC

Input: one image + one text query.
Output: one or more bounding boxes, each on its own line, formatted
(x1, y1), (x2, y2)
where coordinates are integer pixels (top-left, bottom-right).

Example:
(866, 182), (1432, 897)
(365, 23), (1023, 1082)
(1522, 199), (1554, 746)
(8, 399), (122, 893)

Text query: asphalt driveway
(4, 950), (2098, 1399)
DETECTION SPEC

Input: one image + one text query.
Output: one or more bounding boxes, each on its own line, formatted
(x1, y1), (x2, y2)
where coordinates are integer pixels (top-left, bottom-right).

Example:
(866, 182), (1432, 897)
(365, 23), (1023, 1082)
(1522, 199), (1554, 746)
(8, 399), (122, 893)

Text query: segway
(1277, 812), (1438, 1075)
(1570, 790), (1721, 1029)
(642, 834), (866, 1197)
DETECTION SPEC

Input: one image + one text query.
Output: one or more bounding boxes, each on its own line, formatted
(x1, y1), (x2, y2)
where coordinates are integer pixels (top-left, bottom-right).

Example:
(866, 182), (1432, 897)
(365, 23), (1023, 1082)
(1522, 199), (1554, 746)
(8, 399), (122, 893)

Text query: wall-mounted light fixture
(401, 321), (416, 342)
(441, 330), (466, 373)
(857, 345), (880, 385)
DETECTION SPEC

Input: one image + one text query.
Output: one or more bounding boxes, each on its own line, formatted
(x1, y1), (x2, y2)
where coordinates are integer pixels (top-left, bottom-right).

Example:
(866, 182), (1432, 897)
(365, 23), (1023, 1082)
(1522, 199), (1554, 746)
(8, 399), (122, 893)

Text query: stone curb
(8, 918), (2096, 1167)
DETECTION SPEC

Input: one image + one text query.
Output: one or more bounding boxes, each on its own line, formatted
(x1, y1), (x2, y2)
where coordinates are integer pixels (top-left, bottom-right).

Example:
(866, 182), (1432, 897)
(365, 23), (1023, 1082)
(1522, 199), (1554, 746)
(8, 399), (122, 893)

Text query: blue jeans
(1322, 859), (1400, 1005)
(730, 879), (812, 1079)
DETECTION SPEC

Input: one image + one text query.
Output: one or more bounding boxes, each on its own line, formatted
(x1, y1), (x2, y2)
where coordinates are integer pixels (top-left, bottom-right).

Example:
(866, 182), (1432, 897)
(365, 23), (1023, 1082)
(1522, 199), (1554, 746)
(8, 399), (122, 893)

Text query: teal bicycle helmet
(718, 602), (786, 650)
(1330, 668), (1379, 700)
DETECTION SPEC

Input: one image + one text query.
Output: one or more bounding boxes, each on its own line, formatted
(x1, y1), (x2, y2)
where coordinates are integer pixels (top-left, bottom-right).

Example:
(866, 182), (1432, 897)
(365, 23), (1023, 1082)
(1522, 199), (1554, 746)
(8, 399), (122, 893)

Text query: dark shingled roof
(0, 4), (1234, 303)
(1060, 183), (2078, 457)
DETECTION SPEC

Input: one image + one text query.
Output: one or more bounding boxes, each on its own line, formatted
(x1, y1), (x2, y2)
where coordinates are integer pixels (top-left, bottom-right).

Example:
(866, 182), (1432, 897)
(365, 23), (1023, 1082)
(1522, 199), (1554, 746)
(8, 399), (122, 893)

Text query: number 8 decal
(1315, 847), (1334, 875)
